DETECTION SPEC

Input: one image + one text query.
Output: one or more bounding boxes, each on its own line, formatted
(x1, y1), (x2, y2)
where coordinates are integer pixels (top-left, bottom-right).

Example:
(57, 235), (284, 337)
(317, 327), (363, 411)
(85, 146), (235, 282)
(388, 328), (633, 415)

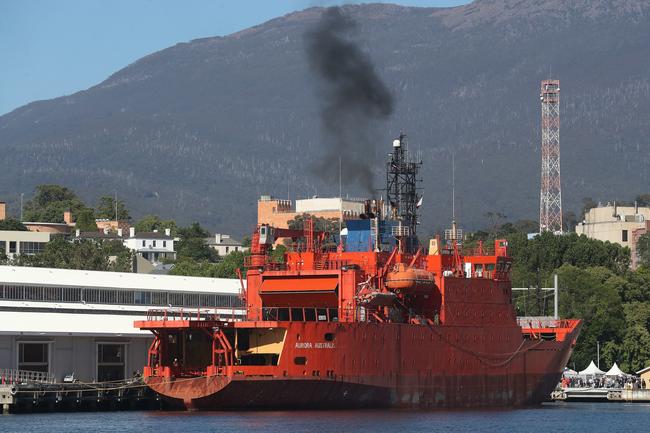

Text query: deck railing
(145, 307), (245, 322)
(0, 368), (55, 384)
(517, 316), (577, 329)
(144, 306), (364, 323)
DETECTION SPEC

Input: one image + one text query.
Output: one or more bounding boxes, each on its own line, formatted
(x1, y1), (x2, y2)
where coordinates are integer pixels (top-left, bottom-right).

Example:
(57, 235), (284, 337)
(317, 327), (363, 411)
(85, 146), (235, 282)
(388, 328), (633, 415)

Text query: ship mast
(445, 152), (463, 272)
(386, 133), (422, 254)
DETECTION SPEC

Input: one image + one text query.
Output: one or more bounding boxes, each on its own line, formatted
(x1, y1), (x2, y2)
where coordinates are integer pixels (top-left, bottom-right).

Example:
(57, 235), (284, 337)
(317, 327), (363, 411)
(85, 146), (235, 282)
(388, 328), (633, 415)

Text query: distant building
(75, 227), (176, 266)
(0, 265), (244, 382)
(257, 195), (366, 229)
(23, 211), (75, 234)
(95, 218), (130, 233)
(0, 201), (5, 221)
(205, 234), (248, 256)
(122, 227), (176, 264)
(0, 230), (55, 259)
(575, 203), (650, 269)
(638, 366), (650, 389)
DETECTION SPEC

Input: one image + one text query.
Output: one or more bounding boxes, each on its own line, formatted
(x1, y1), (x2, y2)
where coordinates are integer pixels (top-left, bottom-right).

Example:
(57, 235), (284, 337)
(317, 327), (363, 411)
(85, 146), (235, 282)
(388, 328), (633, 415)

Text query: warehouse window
(622, 230), (628, 242)
(18, 342), (50, 373)
(9, 241), (17, 253)
(97, 343), (126, 381)
(19, 242), (46, 255)
(134, 291), (151, 304)
(0, 284), (237, 308)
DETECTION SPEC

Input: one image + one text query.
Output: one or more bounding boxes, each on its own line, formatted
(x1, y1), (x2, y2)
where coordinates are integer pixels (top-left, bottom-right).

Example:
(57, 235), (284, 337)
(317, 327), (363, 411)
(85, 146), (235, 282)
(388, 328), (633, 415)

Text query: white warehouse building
(0, 266), (244, 383)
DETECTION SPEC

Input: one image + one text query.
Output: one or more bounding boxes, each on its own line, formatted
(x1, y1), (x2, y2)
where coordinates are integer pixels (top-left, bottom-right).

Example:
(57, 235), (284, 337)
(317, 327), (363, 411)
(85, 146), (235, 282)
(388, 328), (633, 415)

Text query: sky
(0, 0), (468, 116)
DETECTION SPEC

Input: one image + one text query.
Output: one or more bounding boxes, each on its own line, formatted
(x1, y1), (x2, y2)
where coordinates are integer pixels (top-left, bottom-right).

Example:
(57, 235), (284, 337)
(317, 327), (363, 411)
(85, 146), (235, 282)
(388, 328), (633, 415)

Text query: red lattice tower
(539, 79), (562, 233)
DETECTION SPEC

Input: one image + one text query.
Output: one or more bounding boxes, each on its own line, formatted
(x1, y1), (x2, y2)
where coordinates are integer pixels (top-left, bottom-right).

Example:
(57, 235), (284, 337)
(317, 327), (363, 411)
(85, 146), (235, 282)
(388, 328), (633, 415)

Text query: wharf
(552, 387), (650, 402)
(0, 380), (164, 414)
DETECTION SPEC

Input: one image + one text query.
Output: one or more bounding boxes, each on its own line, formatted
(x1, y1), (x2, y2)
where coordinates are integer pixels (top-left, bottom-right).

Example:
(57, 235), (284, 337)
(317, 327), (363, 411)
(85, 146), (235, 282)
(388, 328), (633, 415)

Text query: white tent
(604, 362), (627, 376)
(579, 360), (605, 375)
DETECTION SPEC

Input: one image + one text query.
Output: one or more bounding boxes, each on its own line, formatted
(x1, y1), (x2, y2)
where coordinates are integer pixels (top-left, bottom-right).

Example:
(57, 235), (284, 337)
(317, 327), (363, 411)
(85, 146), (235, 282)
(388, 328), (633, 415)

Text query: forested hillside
(2, 0), (650, 237)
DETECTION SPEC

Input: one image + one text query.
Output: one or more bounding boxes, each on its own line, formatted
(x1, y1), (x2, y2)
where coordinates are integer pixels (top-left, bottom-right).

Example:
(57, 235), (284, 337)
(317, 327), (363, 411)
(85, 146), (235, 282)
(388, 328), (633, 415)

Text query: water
(2, 403), (649, 433)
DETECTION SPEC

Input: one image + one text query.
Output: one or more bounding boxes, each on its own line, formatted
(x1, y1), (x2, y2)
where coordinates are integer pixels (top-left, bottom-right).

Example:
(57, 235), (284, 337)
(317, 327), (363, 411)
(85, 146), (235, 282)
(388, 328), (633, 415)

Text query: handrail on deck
(145, 307), (244, 322)
(0, 368), (55, 384)
(517, 317), (579, 329)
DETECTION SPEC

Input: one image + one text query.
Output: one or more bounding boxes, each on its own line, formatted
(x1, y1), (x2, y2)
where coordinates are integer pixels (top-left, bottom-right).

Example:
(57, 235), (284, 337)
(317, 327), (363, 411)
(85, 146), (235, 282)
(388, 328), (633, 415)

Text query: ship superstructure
(135, 135), (581, 410)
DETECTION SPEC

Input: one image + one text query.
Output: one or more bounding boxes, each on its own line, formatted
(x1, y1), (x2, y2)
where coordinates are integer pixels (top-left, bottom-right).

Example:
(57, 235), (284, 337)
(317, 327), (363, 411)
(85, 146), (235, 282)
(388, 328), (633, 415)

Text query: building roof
(75, 231), (174, 240)
(131, 232), (174, 240)
(75, 231), (122, 240)
(205, 236), (243, 246)
(0, 265), (242, 294)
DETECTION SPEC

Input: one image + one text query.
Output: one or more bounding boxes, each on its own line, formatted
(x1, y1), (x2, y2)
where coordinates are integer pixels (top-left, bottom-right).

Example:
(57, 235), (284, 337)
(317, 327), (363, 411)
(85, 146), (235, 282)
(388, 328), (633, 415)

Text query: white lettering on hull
(295, 342), (336, 349)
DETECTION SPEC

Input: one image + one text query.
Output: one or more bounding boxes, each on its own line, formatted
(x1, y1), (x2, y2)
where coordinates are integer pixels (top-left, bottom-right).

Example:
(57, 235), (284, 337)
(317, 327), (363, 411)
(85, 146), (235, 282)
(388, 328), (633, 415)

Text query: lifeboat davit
(385, 263), (435, 294)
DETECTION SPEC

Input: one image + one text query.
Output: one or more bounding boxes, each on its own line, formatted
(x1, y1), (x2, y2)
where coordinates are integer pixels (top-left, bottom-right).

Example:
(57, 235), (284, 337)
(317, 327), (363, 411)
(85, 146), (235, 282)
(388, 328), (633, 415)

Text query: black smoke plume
(305, 7), (393, 193)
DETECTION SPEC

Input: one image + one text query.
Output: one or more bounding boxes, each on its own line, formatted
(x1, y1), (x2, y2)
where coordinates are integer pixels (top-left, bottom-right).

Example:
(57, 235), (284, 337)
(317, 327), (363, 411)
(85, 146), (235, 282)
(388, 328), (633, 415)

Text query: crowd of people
(560, 375), (645, 389)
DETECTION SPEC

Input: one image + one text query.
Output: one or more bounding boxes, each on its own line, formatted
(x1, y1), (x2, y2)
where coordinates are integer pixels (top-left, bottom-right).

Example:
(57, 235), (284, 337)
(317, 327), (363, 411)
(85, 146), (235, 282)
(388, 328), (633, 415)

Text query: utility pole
(20, 193), (24, 221)
(554, 274), (559, 320)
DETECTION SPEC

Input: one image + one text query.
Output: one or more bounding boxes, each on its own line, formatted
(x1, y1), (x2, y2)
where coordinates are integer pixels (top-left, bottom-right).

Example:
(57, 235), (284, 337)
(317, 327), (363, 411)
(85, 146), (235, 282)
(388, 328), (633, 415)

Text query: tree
(14, 237), (133, 272)
(169, 250), (248, 279)
(135, 215), (178, 235)
(95, 196), (130, 221)
(173, 222), (217, 262)
(75, 208), (98, 232)
(0, 218), (28, 231)
(637, 233), (650, 268)
(23, 185), (89, 223)
(268, 245), (287, 264)
(177, 222), (210, 239)
(176, 237), (218, 262)
(213, 251), (247, 278)
(556, 265), (625, 369)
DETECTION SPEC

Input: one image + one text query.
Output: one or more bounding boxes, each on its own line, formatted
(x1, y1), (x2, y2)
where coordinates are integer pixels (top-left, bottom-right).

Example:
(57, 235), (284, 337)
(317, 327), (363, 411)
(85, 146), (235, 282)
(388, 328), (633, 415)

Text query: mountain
(2, 0), (650, 237)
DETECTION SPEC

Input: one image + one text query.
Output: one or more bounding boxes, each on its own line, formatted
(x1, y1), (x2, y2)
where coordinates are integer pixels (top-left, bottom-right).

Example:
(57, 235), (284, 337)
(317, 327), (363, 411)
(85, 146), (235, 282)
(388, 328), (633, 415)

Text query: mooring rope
(424, 323), (546, 367)
(12, 373), (223, 394)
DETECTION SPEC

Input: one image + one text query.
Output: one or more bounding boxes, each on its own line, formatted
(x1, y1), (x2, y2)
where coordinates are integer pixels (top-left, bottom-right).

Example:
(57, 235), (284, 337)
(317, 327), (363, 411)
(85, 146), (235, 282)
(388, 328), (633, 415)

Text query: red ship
(135, 135), (581, 410)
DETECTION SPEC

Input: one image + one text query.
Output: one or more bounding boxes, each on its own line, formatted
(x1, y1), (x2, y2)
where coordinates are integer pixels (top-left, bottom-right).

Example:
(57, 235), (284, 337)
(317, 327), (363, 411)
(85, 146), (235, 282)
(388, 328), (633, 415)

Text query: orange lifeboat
(385, 263), (435, 294)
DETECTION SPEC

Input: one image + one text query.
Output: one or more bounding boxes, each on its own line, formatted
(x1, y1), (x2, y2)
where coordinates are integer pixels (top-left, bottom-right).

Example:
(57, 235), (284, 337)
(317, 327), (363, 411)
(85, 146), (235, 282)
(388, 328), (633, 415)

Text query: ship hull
(144, 320), (579, 411)
(148, 372), (563, 410)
